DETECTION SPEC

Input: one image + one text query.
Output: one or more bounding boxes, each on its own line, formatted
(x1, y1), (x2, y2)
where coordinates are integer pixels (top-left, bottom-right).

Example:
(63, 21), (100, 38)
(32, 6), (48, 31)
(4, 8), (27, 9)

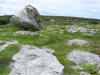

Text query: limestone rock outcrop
(67, 50), (100, 66)
(9, 45), (64, 75)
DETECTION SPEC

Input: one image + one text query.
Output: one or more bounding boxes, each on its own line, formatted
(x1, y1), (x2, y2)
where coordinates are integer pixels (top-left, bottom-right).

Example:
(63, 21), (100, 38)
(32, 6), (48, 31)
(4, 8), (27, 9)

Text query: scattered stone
(67, 26), (96, 36)
(80, 72), (91, 75)
(0, 40), (5, 43)
(0, 40), (19, 52)
(67, 50), (100, 66)
(13, 31), (40, 36)
(10, 45), (64, 75)
(69, 65), (83, 70)
(10, 5), (43, 30)
(67, 39), (90, 47)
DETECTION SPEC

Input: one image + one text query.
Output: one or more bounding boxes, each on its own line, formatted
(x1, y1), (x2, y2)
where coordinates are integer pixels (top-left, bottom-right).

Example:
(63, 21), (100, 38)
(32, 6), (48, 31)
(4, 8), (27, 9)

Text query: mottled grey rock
(67, 26), (96, 36)
(9, 45), (64, 75)
(0, 40), (19, 52)
(67, 39), (90, 47)
(10, 5), (43, 30)
(67, 50), (100, 66)
(0, 40), (5, 43)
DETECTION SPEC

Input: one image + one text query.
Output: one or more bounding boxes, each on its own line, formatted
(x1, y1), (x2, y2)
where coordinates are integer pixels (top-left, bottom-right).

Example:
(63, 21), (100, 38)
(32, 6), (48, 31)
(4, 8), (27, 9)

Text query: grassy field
(0, 23), (100, 75)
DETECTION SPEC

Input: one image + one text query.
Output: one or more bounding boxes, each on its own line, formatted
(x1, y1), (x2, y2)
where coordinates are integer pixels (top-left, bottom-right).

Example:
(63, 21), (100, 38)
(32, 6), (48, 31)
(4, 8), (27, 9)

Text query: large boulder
(10, 5), (43, 30)
(67, 50), (100, 66)
(9, 45), (64, 75)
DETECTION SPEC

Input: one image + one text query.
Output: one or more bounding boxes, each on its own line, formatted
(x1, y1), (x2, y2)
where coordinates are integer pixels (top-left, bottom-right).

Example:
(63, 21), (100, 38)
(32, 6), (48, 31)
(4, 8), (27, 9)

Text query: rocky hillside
(0, 23), (100, 75)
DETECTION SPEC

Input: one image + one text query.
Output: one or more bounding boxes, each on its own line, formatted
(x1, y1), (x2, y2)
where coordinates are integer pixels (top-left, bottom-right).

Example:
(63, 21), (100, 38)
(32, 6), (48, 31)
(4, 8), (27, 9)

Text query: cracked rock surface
(9, 45), (64, 75)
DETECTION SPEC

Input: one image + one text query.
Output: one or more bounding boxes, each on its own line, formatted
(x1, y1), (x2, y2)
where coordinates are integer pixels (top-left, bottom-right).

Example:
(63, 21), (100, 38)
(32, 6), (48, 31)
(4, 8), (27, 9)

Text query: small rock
(67, 26), (96, 35)
(13, 31), (41, 36)
(0, 40), (4, 43)
(69, 65), (83, 70)
(0, 40), (19, 52)
(67, 39), (90, 47)
(67, 50), (100, 66)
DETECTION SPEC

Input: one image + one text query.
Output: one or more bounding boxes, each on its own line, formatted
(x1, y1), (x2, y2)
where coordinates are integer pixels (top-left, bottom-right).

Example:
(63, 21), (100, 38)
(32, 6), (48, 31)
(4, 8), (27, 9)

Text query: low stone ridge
(9, 45), (64, 75)
(67, 26), (96, 36)
(10, 5), (43, 30)
(13, 31), (41, 36)
(67, 39), (90, 47)
(0, 40), (19, 52)
(67, 50), (100, 66)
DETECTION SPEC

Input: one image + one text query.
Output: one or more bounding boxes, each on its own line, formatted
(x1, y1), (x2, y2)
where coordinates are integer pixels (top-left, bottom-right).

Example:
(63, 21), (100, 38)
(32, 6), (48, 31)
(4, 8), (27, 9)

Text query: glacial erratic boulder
(10, 5), (43, 30)
(9, 45), (64, 75)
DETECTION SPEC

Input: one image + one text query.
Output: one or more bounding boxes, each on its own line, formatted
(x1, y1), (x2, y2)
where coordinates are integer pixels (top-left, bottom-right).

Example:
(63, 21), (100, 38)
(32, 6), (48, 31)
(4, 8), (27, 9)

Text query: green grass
(82, 64), (100, 75)
(0, 24), (100, 75)
(0, 44), (20, 75)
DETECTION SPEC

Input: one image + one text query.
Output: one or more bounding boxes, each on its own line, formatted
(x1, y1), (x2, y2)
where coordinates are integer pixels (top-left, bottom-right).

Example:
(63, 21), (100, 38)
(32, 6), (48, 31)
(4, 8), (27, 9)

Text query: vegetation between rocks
(0, 23), (100, 75)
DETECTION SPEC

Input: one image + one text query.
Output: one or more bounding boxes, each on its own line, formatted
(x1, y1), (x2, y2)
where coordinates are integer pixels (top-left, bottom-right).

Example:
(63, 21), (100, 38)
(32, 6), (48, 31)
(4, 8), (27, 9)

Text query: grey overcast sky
(0, 0), (100, 19)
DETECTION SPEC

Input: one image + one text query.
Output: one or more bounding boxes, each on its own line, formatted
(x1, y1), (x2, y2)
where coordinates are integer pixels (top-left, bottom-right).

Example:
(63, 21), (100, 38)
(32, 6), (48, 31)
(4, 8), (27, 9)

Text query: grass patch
(0, 44), (20, 74)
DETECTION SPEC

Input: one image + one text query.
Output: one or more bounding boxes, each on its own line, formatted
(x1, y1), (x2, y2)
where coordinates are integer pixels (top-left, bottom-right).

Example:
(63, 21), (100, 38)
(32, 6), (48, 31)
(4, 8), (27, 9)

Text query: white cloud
(0, 0), (100, 19)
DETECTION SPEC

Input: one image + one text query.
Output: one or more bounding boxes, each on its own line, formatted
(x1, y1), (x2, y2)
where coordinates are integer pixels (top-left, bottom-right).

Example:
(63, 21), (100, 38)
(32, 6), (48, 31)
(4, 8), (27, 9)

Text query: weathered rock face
(67, 39), (90, 47)
(67, 50), (100, 66)
(10, 5), (43, 30)
(9, 45), (64, 75)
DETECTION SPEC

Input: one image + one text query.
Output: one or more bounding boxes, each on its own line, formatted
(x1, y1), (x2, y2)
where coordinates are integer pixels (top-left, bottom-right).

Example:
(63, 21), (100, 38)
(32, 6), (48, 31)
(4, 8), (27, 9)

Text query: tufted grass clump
(82, 64), (100, 75)
(0, 44), (20, 74)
